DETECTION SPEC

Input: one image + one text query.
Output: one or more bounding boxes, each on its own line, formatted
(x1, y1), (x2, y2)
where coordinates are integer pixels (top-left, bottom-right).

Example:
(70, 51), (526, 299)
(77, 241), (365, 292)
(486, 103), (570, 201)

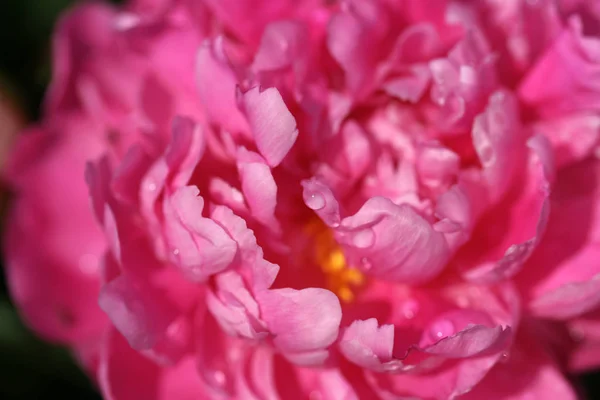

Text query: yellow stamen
(306, 218), (365, 303)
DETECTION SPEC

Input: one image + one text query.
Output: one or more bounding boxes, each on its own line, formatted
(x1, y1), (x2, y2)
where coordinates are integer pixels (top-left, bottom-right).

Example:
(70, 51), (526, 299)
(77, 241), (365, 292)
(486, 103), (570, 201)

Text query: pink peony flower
(4, 0), (600, 398)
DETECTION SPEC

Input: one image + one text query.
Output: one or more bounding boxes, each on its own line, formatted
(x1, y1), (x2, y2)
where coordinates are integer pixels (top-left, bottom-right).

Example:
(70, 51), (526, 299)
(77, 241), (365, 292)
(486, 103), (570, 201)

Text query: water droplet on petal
(353, 229), (375, 248)
(305, 192), (325, 210)
(430, 319), (455, 341)
(360, 257), (373, 271)
(500, 352), (510, 363)
(148, 182), (157, 192)
(402, 300), (419, 320)
(213, 370), (226, 386)
(172, 248), (180, 256)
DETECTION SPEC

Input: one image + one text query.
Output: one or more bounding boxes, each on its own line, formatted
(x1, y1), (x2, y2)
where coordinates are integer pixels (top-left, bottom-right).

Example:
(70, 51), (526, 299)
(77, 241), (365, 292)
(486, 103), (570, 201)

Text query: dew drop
(430, 319), (455, 340)
(402, 300), (419, 320)
(353, 229), (375, 248)
(147, 181), (157, 192)
(173, 248), (180, 256)
(499, 352), (510, 363)
(214, 370), (226, 385)
(305, 192), (326, 210)
(360, 257), (373, 271)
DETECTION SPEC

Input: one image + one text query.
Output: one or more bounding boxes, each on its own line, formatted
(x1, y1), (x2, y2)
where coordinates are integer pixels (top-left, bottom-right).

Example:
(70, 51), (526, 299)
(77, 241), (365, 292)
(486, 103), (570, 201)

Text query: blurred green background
(0, 0), (599, 399)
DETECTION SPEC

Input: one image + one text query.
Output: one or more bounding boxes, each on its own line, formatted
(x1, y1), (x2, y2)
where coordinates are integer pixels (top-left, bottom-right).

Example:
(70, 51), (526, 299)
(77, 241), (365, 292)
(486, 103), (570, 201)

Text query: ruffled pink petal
(206, 271), (267, 339)
(98, 274), (177, 350)
(256, 288), (342, 365)
(196, 38), (249, 135)
(239, 86), (298, 167)
(421, 324), (510, 358)
(429, 30), (497, 128)
(519, 16), (600, 117)
(162, 186), (238, 281)
(434, 181), (476, 251)
(532, 113), (600, 168)
(301, 177), (341, 227)
(252, 20), (309, 81)
(236, 148), (279, 230)
(339, 319), (402, 372)
(530, 279), (600, 319)
(472, 90), (524, 202)
(518, 157), (600, 319)
(382, 65), (431, 103)
(327, 0), (390, 98)
(417, 141), (460, 197)
(210, 205), (279, 290)
(338, 196), (449, 283)
(461, 135), (553, 283)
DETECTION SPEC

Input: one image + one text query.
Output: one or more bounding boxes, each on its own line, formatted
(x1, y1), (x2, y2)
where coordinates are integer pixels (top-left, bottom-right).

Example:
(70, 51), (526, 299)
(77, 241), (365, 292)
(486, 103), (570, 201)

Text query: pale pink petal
(417, 141), (460, 196)
(236, 148), (279, 229)
(383, 65), (431, 103)
(301, 177), (341, 227)
(239, 86), (298, 167)
(338, 197), (449, 283)
(471, 90), (524, 202)
(256, 288), (341, 365)
(529, 279), (600, 319)
(210, 205), (279, 290)
(206, 271), (267, 339)
(339, 319), (401, 372)
(162, 186), (237, 281)
(327, 0), (389, 98)
(532, 113), (600, 168)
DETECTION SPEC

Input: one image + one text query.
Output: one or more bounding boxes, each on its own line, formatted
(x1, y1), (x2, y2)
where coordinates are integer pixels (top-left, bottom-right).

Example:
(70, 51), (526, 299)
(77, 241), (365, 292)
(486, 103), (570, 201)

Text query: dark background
(0, 0), (598, 398)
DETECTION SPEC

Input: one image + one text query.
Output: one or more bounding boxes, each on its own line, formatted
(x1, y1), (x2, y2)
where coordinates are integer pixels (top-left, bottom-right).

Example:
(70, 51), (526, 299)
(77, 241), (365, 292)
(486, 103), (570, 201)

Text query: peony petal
(236, 148), (279, 230)
(301, 177), (341, 227)
(162, 186), (237, 281)
(206, 271), (267, 339)
(338, 197), (449, 283)
(462, 135), (553, 283)
(421, 325), (511, 358)
(98, 274), (176, 350)
(339, 319), (402, 372)
(196, 38), (249, 134)
(471, 90), (524, 202)
(519, 16), (600, 117)
(239, 86), (298, 167)
(257, 288), (341, 365)
(518, 157), (600, 319)
(529, 279), (600, 320)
